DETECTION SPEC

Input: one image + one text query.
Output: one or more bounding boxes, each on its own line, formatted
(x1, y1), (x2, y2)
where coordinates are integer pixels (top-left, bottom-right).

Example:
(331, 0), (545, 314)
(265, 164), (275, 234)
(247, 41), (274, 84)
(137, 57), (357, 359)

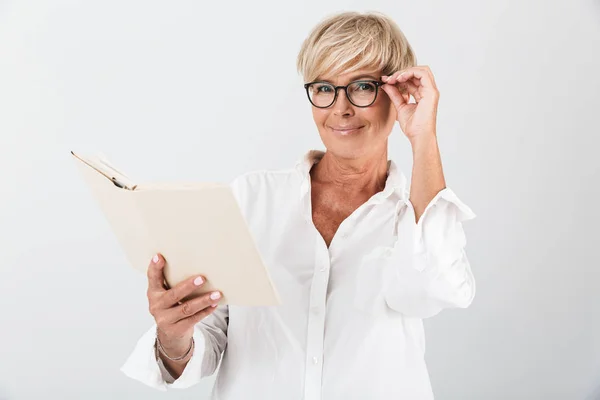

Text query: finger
(382, 74), (413, 99)
(147, 254), (167, 292)
(178, 302), (220, 329)
(389, 70), (407, 81)
(404, 81), (422, 102)
(164, 291), (222, 323)
(159, 274), (208, 308)
(395, 81), (409, 95)
(398, 70), (440, 103)
(402, 92), (410, 104)
(395, 68), (435, 91)
(155, 305), (218, 342)
(385, 72), (422, 100)
(382, 83), (407, 109)
(384, 70), (412, 85)
(416, 65), (436, 87)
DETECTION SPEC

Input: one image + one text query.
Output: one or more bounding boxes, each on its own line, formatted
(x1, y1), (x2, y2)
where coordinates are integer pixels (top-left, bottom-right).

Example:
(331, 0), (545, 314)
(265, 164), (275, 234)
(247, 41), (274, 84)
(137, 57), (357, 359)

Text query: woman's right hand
(147, 253), (221, 358)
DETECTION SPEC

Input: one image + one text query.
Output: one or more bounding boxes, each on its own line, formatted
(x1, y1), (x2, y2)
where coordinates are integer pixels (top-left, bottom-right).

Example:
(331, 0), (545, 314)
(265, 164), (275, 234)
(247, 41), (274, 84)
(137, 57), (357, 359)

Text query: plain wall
(1, 0), (599, 399)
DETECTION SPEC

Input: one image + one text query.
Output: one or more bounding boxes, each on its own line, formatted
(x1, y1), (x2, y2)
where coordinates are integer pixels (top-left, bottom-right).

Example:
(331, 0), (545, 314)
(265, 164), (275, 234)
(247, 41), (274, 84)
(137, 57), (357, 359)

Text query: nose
(332, 87), (354, 116)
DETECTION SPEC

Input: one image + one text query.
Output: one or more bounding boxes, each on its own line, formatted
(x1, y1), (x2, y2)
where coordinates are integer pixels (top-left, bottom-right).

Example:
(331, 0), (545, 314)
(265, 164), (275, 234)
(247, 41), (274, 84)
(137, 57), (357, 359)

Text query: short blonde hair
(296, 11), (417, 83)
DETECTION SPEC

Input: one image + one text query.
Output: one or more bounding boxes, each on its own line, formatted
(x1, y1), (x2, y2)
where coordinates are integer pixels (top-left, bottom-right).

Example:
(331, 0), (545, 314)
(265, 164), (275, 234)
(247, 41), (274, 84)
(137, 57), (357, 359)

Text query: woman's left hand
(381, 66), (440, 142)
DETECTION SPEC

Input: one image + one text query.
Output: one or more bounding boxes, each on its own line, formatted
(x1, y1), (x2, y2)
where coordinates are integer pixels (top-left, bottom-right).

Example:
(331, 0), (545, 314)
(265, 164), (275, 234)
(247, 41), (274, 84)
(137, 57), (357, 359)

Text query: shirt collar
(295, 149), (408, 202)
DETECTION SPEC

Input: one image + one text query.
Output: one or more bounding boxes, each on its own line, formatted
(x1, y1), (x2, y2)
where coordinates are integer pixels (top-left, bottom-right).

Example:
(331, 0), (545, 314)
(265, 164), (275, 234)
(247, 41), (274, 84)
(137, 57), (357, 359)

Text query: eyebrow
(315, 74), (380, 84)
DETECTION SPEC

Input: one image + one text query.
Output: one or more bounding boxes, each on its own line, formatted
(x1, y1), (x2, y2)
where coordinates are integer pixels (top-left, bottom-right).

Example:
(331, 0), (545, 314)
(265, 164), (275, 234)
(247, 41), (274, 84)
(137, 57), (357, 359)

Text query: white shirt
(121, 150), (477, 399)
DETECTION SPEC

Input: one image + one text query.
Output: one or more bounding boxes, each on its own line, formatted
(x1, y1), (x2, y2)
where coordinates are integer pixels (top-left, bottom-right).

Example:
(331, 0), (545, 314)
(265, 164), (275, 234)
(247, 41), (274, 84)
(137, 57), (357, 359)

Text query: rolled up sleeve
(383, 188), (477, 318)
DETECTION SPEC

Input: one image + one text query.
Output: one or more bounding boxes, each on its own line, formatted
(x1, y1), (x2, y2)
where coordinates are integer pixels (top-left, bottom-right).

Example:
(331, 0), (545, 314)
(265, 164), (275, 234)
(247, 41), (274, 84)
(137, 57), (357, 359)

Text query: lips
(329, 125), (364, 134)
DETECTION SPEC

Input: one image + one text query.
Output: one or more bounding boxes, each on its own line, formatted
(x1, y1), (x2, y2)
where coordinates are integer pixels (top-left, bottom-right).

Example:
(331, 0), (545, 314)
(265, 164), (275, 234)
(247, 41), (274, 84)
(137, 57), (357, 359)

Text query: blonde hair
(296, 11), (417, 83)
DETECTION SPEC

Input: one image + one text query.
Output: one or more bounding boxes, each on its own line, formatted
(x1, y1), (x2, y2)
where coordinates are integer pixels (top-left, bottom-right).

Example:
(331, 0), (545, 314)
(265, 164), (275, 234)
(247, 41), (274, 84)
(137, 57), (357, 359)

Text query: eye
(354, 82), (376, 92)
(314, 84), (333, 93)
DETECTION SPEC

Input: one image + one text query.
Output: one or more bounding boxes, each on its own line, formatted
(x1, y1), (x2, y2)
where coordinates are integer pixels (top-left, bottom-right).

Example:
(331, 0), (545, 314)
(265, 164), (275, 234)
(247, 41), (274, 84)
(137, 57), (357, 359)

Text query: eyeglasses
(304, 79), (384, 108)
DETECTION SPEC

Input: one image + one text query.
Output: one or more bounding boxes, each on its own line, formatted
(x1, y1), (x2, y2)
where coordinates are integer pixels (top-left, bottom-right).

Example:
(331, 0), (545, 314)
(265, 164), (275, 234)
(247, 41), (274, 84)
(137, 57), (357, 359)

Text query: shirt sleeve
(382, 187), (477, 318)
(120, 175), (247, 390)
(120, 305), (229, 390)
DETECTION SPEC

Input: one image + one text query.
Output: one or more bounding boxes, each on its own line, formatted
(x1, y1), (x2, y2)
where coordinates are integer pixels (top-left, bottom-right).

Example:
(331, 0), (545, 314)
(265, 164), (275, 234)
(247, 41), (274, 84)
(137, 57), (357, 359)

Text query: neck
(311, 148), (389, 195)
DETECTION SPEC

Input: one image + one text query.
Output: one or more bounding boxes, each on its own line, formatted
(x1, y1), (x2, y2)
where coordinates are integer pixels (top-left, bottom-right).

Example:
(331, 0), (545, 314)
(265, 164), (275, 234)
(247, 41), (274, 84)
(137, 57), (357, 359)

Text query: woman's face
(310, 68), (397, 160)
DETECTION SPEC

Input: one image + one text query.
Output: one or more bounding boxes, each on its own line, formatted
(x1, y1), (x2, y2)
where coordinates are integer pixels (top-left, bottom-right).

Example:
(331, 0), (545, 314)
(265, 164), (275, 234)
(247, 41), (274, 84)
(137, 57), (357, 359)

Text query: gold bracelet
(156, 333), (194, 361)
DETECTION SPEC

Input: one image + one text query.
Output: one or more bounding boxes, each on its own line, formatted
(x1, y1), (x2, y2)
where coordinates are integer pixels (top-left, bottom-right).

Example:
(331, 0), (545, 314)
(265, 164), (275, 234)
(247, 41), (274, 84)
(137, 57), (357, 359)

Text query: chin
(325, 137), (389, 161)
(325, 141), (371, 160)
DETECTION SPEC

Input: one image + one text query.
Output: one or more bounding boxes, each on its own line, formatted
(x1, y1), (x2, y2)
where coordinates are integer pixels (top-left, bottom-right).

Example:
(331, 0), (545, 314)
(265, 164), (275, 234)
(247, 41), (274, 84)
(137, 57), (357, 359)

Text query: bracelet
(156, 333), (194, 362)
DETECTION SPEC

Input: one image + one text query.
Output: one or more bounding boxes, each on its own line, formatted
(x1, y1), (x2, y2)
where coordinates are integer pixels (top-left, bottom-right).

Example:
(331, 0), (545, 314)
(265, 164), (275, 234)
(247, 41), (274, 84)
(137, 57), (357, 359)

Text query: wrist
(156, 329), (194, 360)
(156, 337), (194, 362)
(409, 133), (438, 154)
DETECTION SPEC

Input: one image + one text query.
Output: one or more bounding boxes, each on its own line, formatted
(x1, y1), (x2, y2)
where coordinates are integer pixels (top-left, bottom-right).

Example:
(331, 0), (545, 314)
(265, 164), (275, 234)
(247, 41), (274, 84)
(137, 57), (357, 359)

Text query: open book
(71, 151), (280, 306)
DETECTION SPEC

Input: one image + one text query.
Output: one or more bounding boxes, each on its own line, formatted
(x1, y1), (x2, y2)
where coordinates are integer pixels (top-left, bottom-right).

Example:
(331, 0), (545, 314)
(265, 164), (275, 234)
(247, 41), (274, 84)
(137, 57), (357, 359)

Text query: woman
(121, 11), (476, 399)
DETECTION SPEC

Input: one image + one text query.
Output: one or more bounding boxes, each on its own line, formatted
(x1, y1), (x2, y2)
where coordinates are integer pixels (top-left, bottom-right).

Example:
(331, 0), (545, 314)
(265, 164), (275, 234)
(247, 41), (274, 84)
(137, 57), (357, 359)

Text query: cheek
(386, 103), (397, 124)
(312, 108), (328, 126)
(364, 103), (395, 131)
(377, 100), (397, 130)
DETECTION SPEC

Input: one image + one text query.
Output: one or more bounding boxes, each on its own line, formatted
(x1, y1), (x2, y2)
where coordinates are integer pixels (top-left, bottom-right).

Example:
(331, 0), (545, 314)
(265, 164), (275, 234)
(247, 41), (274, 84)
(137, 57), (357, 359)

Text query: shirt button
(320, 265), (327, 272)
(312, 356), (319, 365)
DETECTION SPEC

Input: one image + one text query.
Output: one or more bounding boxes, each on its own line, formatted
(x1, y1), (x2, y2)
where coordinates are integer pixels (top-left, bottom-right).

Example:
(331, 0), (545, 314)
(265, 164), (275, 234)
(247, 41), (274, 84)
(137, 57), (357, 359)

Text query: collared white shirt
(121, 150), (477, 399)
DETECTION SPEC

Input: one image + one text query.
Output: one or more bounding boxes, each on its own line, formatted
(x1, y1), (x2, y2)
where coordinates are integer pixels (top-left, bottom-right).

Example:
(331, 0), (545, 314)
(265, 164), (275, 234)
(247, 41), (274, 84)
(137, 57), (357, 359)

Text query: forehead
(317, 68), (382, 84)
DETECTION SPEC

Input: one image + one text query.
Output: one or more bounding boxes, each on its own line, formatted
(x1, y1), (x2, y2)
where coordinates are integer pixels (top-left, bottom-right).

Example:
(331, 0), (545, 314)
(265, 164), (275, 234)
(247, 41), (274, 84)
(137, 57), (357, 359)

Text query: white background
(1, 0), (599, 399)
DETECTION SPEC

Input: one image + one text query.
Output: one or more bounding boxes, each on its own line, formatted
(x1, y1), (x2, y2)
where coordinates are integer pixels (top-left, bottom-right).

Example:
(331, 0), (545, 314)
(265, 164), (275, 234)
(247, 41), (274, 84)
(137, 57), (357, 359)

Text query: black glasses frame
(304, 79), (384, 108)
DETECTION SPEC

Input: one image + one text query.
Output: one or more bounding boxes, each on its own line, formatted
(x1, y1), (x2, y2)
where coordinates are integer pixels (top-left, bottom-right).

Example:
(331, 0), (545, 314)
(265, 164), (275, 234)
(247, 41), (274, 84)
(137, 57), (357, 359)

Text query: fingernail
(211, 304), (218, 308)
(152, 254), (159, 263)
(194, 276), (204, 286)
(210, 291), (221, 300)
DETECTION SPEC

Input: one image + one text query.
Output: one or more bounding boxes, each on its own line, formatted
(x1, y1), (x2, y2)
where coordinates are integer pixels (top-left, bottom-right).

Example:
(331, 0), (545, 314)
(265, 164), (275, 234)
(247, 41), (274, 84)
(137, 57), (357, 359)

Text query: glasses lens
(348, 81), (377, 106)
(308, 83), (335, 107)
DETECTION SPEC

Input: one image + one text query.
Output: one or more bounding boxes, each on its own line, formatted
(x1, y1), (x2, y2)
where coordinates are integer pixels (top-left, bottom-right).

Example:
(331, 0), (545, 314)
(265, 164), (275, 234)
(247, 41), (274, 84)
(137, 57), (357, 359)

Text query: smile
(329, 126), (364, 135)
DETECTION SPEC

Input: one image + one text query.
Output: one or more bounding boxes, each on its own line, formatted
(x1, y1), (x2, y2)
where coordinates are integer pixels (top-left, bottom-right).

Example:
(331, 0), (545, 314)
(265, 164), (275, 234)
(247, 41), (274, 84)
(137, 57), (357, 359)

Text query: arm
(121, 305), (228, 390)
(120, 253), (228, 391)
(156, 305), (229, 383)
(383, 135), (475, 318)
(408, 134), (446, 224)
(383, 186), (476, 318)
(381, 67), (476, 318)
(121, 174), (249, 390)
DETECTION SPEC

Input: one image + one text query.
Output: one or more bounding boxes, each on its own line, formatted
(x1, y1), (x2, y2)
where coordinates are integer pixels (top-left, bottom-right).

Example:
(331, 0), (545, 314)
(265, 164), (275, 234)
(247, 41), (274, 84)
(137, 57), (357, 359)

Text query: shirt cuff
(399, 187), (476, 273)
(378, 188), (476, 317)
(164, 328), (207, 389)
(120, 324), (207, 390)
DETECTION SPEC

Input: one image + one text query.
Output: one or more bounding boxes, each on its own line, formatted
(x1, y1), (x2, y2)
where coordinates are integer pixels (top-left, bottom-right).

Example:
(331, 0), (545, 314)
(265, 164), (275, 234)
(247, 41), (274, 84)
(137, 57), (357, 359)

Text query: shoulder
(229, 167), (301, 206)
